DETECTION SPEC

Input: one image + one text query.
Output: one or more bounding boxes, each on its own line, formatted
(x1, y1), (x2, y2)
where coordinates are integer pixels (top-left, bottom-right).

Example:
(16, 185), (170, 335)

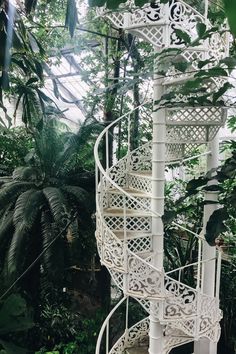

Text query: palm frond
(43, 187), (69, 226)
(12, 167), (39, 181)
(0, 181), (34, 210)
(0, 209), (14, 245)
(13, 189), (44, 228)
(0, 210), (14, 271)
(61, 185), (92, 211)
(7, 224), (29, 277)
(41, 211), (66, 285)
(56, 120), (102, 172)
(33, 120), (67, 176)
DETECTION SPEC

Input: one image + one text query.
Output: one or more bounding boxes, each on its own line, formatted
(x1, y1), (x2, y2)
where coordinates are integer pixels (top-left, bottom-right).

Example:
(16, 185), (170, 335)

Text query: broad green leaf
(172, 56), (189, 73)
(208, 67), (228, 77)
(174, 29), (191, 44)
(198, 59), (212, 69)
(24, 0), (37, 14)
(196, 22), (206, 38)
(0, 294), (34, 334)
(223, 0), (236, 37)
(107, 0), (126, 9)
(0, 340), (27, 354)
(65, 0), (78, 37)
(220, 56), (236, 72)
(88, 0), (106, 6)
(135, 0), (147, 6)
(205, 207), (229, 246)
(186, 176), (208, 196)
(212, 82), (233, 104)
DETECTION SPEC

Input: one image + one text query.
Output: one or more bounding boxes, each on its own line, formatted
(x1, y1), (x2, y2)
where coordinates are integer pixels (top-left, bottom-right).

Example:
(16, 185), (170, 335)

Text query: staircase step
(114, 230), (152, 240)
(126, 347), (148, 354)
(128, 171), (152, 179)
(108, 187), (151, 198)
(103, 208), (151, 217)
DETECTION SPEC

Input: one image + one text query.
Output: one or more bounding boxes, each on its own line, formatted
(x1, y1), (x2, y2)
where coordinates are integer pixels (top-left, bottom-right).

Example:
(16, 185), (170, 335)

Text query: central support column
(194, 134), (220, 354)
(149, 67), (166, 354)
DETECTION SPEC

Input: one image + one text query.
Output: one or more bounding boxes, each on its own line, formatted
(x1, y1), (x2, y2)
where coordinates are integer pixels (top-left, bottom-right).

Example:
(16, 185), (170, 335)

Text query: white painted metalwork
(94, 1), (229, 353)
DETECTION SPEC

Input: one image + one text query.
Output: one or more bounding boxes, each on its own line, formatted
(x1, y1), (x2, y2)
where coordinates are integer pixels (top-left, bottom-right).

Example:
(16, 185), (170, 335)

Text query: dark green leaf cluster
(0, 119), (100, 297)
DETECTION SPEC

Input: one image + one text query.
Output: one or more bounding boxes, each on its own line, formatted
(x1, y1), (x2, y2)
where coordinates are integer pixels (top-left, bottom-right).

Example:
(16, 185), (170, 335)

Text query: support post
(194, 133), (220, 354)
(149, 59), (165, 354)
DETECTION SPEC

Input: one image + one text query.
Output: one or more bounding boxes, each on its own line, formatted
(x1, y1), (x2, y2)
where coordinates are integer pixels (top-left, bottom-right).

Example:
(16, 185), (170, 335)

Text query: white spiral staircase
(94, 1), (228, 353)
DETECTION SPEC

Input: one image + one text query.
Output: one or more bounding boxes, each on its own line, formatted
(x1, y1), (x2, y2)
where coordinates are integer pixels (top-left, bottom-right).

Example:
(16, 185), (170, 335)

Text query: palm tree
(0, 118), (99, 303)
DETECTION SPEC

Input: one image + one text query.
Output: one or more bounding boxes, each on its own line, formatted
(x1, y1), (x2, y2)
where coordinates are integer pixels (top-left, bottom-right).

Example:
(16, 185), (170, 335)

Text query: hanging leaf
(212, 82), (233, 104)
(106, 0), (126, 9)
(196, 22), (206, 38)
(24, 0), (37, 14)
(220, 56), (236, 72)
(88, 0), (106, 6)
(186, 176), (208, 196)
(172, 55), (189, 73)
(65, 0), (78, 37)
(223, 0), (236, 37)
(198, 59), (212, 69)
(205, 207), (229, 245)
(135, 0), (148, 6)
(174, 29), (191, 44)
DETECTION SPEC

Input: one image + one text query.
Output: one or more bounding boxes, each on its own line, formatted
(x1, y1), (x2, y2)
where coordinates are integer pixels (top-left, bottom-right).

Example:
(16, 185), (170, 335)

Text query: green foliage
(0, 119), (98, 299)
(223, 0), (236, 37)
(0, 294), (34, 354)
(0, 128), (33, 175)
(34, 296), (105, 354)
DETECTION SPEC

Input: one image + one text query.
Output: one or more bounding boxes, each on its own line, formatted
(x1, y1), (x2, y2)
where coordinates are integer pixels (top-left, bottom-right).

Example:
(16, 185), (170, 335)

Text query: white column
(194, 133), (220, 354)
(149, 65), (165, 354)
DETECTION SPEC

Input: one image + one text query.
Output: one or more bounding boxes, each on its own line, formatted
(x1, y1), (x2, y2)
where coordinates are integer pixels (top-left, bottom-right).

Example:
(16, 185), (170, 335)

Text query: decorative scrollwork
(128, 254), (163, 297)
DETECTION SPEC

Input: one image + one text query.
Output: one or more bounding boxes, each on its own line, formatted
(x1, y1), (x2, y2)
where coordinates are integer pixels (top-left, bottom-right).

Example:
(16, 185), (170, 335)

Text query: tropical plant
(0, 118), (99, 306)
(0, 293), (34, 354)
(0, 127), (33, 175)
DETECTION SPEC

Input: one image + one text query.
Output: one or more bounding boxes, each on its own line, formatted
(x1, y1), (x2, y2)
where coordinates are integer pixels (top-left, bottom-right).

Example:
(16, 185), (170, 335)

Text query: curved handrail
(94, 103), (206, 241)
(95, 296), (127, 354)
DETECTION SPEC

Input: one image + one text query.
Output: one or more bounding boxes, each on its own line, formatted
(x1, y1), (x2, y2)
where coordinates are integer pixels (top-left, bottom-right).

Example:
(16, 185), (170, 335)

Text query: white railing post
(194, 135), (219, 354)
(197, 238), (202, 289)
(106, 322), (109, 354)
(124, 297), (130, 346)
(106, 130), (109, 171)
(126, 114), (132, 188)
(123, 194), (128, 294)
(149, 52), (165, 354)
(215, 248), (222, 300)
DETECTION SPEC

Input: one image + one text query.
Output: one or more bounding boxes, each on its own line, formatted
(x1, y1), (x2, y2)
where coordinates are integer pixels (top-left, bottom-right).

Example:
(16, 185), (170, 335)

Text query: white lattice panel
(109, 268), (125, 290)
(128, 174), (152, 193)
(167, 107), (225, 125)
(108, 193), (151, 211)
(166, 124), (221, 143)
(104, 215), (151, 232)
(130, 26), (164, 48)
(127, 234), (152, 253)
